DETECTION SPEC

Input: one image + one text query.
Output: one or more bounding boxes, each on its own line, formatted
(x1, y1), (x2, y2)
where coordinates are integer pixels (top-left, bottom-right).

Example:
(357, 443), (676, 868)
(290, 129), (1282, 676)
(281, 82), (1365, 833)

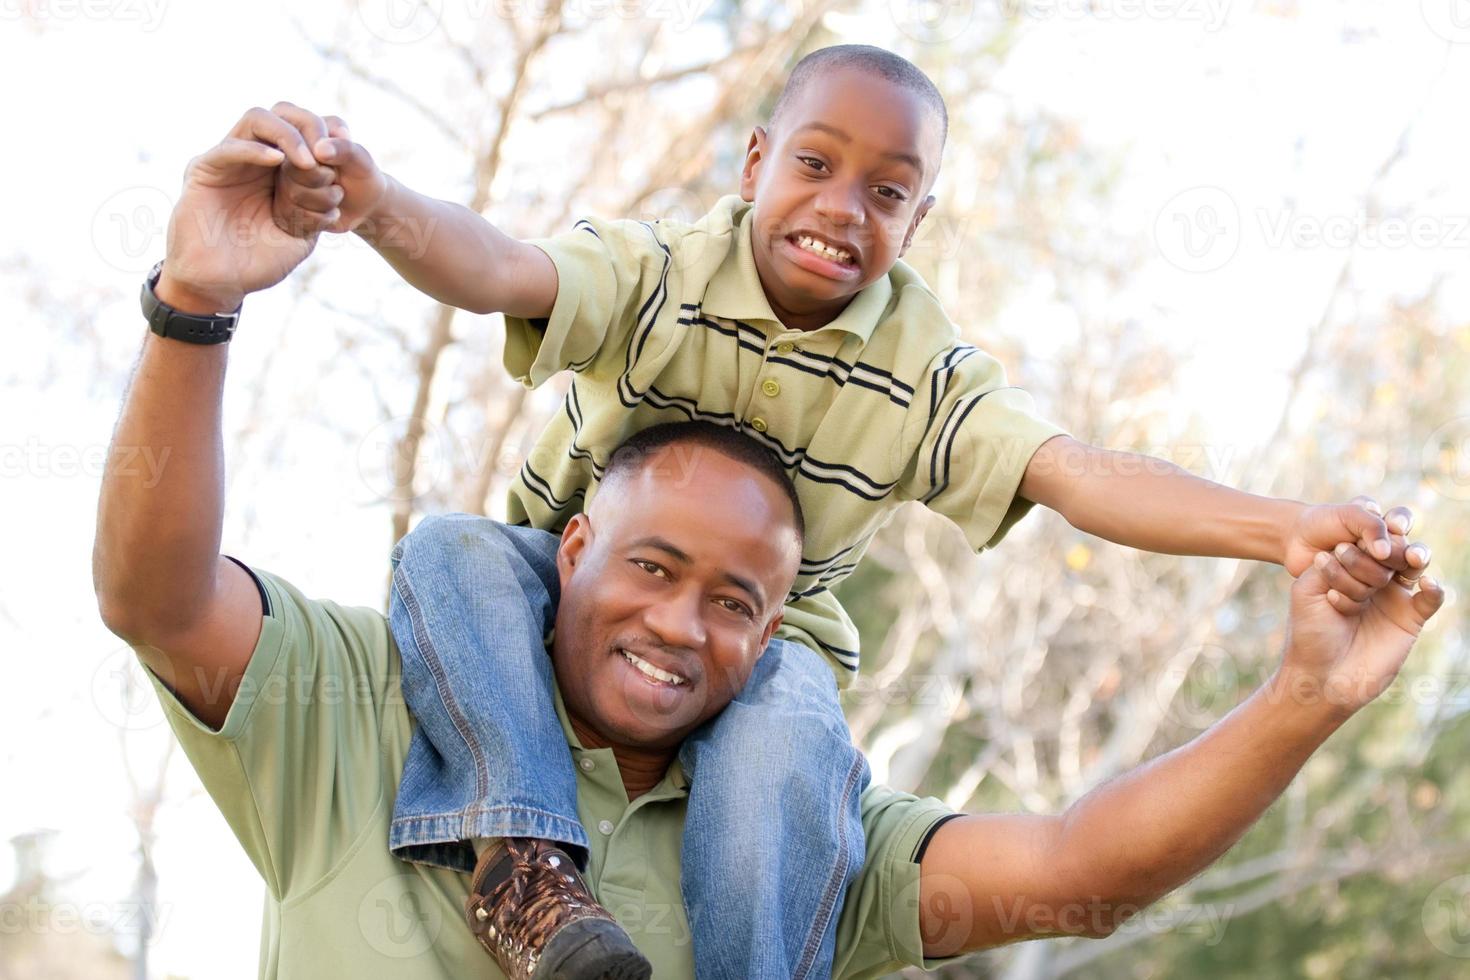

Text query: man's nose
(641, 588), (707, 651)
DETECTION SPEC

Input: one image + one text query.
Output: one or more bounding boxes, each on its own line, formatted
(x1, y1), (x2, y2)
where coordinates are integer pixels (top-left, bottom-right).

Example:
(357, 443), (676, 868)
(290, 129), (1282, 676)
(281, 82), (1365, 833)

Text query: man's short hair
(602, 421), (805, 544)
(769, 44), (949, 149)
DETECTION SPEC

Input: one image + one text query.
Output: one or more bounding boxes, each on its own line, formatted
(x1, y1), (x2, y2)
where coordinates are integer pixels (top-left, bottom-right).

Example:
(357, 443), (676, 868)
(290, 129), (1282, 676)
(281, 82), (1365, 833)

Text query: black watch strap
(140, 261), (241, 345)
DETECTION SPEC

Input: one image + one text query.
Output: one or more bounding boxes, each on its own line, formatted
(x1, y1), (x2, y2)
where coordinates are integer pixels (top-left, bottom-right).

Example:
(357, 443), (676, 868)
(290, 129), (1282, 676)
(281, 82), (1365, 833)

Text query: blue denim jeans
(387, 514), (870, 979)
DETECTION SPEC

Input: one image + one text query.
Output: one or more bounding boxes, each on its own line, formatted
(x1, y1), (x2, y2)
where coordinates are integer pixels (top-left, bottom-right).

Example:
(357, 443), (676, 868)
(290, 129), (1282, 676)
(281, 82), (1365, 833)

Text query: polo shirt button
(579, 758), (595, 772)
(750, 417), (768, 433)
(598, 820), (615, 836)
(761, 379), (781, 397)
(776, 341), (795, 354)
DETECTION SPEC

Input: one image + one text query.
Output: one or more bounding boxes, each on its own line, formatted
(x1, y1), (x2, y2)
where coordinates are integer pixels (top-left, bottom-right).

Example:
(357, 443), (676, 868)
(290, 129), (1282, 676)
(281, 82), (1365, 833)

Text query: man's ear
(899, 194), (937, 257)
(739, 126), (768, 203)
(755, 611), (784, 658)
(556, 513), (592, 587)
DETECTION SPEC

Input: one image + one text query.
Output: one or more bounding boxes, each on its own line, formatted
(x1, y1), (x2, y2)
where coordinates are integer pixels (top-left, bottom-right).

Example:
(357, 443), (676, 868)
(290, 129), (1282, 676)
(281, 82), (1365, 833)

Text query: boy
(279, 45), (1414, 979)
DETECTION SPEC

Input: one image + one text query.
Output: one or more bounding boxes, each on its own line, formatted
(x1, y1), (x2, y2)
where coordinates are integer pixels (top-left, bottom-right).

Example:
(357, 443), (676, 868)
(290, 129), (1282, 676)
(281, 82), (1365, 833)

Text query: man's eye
(633, 559), (667, 579)
(718, 598), (752, 618)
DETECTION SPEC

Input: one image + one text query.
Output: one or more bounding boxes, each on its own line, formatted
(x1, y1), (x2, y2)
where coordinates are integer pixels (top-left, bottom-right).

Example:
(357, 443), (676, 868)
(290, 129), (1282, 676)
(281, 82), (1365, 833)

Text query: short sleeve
(832, 785), (966, 978)
(502, 215), (670, 388)
(139, 567), (399, 900)
(898, 345), (1068, 552)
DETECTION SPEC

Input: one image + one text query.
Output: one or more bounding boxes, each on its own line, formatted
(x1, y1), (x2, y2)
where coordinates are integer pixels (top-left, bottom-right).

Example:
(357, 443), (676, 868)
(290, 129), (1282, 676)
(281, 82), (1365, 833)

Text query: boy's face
(740, 66), (942, 329)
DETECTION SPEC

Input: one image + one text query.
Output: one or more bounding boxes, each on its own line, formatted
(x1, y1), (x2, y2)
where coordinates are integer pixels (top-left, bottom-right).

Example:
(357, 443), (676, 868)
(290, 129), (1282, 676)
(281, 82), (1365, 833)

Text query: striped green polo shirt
(503, 194), (1065, 680)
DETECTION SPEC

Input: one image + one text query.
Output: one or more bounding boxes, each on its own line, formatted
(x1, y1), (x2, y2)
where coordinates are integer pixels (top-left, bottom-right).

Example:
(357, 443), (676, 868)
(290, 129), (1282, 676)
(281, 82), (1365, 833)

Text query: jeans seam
(791, 752), (867, 980)
(392, 563), (491, 805)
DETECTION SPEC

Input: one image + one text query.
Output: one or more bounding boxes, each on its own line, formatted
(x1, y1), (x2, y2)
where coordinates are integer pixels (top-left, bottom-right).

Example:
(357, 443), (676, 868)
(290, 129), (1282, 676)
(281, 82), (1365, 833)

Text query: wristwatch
(140, 261), (241, 344)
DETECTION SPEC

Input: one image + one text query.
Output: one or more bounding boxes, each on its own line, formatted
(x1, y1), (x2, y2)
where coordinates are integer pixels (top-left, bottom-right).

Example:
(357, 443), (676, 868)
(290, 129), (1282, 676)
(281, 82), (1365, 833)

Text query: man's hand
(1277, 509), (1444, 716)
(1282, 496), (1411, 577)
(158, 105), (339, 313)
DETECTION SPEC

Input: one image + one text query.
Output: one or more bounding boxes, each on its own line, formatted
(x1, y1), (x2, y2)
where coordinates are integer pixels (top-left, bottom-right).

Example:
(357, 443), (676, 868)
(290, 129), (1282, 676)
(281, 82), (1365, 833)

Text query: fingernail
(1374, 540), (1391, 559)
(1335, 542), (1351, 558)
(1409, 545), (1428, 564)
(1314, 552), (1330, 568)
(1389, 516), (1408, 533)
(316, 141), (335, 160)
(1422, 576), (1438, 591)
(1364, 500), (1382, 515)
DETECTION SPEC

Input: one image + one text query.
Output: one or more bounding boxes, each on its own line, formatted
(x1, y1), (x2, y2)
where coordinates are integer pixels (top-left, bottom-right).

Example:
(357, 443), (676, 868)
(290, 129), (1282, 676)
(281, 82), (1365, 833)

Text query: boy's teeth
(621, 649), (686, 686)
(796, 235), (851, 264)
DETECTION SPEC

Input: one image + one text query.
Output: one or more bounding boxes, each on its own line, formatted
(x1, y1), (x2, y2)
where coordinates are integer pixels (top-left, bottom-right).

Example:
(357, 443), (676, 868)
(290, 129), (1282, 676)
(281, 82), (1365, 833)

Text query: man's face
(740, 66), (943, 327)
(551, 446), (802, 751)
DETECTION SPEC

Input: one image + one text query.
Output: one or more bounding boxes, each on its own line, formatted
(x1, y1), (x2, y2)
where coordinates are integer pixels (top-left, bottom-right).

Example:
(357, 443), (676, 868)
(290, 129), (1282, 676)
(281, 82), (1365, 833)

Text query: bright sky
(3, 1), (1469, 976)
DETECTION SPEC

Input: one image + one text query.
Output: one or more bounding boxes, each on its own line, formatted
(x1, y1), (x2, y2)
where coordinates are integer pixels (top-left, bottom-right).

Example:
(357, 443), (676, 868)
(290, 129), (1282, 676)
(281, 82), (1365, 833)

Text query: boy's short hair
(769, 44), (948, 149)
(603, 421), (806, 545)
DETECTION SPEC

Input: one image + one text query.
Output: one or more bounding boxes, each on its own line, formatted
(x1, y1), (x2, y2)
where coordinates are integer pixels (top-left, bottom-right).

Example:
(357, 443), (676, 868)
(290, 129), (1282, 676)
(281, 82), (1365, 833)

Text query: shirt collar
(553, 675), (690, 797)
(701, 197), (894, 344)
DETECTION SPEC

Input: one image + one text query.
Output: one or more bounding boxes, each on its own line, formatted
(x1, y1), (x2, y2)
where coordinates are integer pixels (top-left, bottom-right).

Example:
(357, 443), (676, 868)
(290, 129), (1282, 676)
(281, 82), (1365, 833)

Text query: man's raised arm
(93, 107), (333, 729)
(916, 527), (1444, 957)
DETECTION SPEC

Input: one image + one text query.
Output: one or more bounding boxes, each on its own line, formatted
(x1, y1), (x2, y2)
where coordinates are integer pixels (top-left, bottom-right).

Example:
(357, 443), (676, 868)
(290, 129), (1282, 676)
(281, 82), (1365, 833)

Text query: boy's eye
(797, 156), (827, 173)
(876, 186), (907, 201)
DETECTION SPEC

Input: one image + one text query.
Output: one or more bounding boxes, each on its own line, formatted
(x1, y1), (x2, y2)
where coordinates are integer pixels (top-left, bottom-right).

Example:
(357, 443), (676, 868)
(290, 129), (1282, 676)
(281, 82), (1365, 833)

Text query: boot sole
(539, 918), (652, 980)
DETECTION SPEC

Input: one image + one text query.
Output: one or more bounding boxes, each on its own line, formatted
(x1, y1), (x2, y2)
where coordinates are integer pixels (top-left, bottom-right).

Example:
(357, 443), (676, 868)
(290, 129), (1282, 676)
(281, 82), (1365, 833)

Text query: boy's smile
(739, 66), (944, 331)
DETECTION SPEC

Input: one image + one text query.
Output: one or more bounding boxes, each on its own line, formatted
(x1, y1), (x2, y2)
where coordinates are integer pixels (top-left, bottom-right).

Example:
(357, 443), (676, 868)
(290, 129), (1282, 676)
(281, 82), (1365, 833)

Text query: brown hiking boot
(465, 837), (652, 980)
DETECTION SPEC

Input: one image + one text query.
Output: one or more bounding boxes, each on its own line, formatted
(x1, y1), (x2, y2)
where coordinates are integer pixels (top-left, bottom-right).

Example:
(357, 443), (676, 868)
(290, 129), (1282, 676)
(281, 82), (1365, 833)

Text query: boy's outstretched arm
(272, 101), (557, 318)
(915, 526), (1444, 956)
(1018, 435), (1421, 576)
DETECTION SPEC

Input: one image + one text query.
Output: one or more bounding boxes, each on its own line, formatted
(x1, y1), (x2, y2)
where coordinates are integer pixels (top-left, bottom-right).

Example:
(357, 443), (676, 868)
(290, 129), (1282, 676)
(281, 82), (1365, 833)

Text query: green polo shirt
(502, 194), (1066, 680)
(142, 566), (961, 979)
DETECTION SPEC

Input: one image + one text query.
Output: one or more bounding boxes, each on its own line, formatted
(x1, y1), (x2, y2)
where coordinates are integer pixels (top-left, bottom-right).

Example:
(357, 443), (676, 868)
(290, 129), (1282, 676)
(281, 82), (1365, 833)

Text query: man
(92, 109), (1444, 978)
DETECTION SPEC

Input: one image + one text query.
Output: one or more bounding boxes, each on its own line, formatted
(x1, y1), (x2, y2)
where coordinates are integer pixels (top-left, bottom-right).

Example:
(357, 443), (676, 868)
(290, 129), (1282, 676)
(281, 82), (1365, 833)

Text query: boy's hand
(1282, 497), (1409, 577)
(271, 102), (389, 236)
(1277, 520), (1444, 718)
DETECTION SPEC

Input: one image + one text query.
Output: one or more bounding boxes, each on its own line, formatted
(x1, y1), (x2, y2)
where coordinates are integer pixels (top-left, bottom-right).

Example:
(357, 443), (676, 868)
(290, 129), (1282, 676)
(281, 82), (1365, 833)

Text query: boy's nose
(813, 184), (864, 227)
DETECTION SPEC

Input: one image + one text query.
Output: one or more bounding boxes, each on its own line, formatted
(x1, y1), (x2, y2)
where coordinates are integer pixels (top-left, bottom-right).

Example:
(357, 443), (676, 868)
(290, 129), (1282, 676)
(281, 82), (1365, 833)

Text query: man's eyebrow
(629, 536), (767, 612)
(794, 122), (925, 178)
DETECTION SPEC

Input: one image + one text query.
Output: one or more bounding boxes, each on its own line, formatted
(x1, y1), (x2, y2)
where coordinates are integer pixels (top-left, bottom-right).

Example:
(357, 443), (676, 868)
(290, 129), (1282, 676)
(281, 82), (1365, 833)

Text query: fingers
(228, 106), (317, 170)
(324, 114), (351, 140)
(1314, 536), (1436, 617)
(1344, 497), (1392, 561)
(1314, 543), (1392, 602)
(194, 137), (287, 173)
(1411, 576), (1446, 625)
(271, 101), (331, 155)
(310, 136), (375, 176)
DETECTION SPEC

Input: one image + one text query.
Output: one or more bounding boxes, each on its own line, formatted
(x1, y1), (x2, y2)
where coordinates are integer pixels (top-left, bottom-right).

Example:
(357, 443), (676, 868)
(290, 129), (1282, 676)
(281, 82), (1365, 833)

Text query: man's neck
(568, 715), (677, 801)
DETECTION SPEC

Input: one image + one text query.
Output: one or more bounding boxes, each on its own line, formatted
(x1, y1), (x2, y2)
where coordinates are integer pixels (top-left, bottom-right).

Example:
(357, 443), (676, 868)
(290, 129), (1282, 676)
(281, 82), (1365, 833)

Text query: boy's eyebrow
(794, 121), (925, 178)
(628, 535), (768, 612)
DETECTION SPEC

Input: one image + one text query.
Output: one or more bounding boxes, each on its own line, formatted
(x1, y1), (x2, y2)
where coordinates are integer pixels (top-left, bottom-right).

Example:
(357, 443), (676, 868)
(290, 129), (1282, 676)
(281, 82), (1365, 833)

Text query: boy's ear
(739, 126), (768, 203)
(899, 194), (937, 257)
